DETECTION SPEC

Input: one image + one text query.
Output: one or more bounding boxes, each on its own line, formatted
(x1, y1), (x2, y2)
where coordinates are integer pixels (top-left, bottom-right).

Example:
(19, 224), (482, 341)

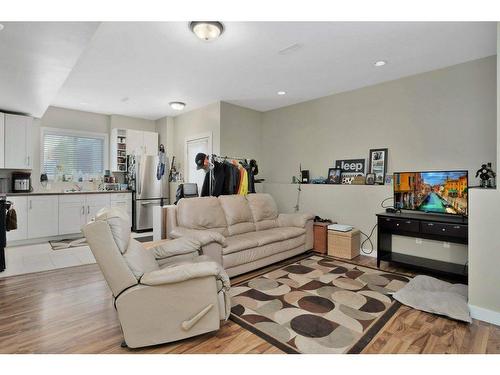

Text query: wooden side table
(313, 222), (334, 254)
(328, 229), (360, 259)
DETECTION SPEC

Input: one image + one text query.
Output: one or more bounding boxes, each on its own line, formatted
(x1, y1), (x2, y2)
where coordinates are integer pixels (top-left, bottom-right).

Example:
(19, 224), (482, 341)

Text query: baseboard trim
(469, 304), (500, 326)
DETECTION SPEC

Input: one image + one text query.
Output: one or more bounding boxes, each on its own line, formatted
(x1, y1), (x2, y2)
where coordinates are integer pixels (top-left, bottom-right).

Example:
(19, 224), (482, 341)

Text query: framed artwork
(335, 159), (365, 184)
(368, 148), (388, 185)
(327, 168), (342, 184)
(365, 173), (375, 185)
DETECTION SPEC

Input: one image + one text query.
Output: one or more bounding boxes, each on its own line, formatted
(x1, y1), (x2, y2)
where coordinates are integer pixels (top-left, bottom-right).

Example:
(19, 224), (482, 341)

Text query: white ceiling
(1, 22), (496, 120)
(0, 22), (100, 117)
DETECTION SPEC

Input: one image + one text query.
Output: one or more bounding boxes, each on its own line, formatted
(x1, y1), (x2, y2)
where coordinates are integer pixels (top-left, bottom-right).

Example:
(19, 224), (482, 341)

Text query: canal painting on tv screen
(393, 171), (468, 216)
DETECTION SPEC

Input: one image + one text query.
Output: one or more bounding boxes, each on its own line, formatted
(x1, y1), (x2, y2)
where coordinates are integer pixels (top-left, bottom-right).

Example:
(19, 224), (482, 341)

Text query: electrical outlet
(443, 242), (450, 248)
(415, 238), (422, 245)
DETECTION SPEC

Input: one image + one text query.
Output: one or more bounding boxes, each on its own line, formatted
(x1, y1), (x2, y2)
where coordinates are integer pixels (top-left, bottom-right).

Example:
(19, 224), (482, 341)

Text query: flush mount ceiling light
(374, 60), (387, 67)
(169, 101), (186, 111)
(277, 91), (286, 96)
(189, 21), (224, 41)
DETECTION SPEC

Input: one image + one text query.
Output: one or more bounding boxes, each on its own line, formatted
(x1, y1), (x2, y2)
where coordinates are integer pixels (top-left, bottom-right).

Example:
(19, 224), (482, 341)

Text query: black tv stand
(376, 211), (468, 282)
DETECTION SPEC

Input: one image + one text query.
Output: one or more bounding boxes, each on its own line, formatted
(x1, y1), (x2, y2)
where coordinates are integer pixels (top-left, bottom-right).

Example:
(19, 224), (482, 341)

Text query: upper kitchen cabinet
(110, 128), (158, 172)
(4, 113), (33, 169)
(0, 113), (4, 168)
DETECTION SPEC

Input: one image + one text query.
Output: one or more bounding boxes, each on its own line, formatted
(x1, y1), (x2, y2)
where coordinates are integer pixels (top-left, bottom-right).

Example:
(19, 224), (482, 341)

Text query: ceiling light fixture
(169, 101), (186, 111)
(0, 24), (4, 31)
(189, 21), (224, 41)
(277, 91), (286, 96)
(374, 60), (387, 67)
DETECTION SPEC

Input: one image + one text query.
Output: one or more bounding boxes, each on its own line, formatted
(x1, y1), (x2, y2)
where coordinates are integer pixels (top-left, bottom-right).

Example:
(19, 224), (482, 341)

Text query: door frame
(184, 132), (212, 183)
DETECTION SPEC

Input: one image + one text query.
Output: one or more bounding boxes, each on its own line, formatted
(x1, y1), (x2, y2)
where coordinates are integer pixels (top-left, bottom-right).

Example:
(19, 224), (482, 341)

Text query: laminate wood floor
(0, 254), (499, 354)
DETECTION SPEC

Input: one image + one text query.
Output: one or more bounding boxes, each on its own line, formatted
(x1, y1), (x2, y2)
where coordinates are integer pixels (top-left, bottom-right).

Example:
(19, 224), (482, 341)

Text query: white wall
(110, 114), (156, 132)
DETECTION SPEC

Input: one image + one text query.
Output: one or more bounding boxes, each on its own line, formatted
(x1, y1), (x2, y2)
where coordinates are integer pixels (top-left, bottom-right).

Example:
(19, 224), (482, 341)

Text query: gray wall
(220, 102), (262, 160)
(261, 56), (496, 263)
(261, 56), (496, 182)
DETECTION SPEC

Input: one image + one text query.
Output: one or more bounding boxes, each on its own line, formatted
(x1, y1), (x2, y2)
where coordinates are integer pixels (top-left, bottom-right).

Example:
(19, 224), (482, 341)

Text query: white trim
(40, 126), (109, 178)
(469, 304), (500, 326)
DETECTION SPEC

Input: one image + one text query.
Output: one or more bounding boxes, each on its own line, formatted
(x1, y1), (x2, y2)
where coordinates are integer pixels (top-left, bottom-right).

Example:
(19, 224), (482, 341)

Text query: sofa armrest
(170, 227), (227, 247)
(140, 260), (230, 290)
(150, 237), (201, 260)
(278, 213), (315, 228)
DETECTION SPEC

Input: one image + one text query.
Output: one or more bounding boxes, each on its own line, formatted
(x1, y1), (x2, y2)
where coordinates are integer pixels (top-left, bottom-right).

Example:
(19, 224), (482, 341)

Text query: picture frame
(365, 173), (375, 185)
(327, 168), (342, 184)
(368, 148), (388, 185)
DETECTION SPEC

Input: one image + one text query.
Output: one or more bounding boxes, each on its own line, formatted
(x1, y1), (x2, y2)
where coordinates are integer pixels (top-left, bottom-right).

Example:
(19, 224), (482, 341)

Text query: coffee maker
(12, 172), (32, 193)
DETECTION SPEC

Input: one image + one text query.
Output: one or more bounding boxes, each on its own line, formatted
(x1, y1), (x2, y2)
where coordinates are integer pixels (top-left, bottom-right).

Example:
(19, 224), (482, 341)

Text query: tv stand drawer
(380, 217), (419, 233)
(420, 222), (467, 239)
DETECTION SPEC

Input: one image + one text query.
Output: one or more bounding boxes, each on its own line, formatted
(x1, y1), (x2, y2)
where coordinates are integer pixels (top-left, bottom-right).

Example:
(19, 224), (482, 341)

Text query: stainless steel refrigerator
(129, 155), (169, 232)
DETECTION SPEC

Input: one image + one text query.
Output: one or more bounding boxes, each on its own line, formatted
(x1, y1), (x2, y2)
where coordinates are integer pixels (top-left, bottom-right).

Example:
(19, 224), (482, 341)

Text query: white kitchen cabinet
(27, 196), (59, 239)
(58, 194), (87, 235)
(6, 196), (28, 242)
(86, 194), (111, 222)
(0, 113), (4, 168)
(125, 129), (144, 156)
(110, 128), (158, 171)
(4, 114), (33, 169)
(143, 131), (158, 155)
(110, 193), (132, 227)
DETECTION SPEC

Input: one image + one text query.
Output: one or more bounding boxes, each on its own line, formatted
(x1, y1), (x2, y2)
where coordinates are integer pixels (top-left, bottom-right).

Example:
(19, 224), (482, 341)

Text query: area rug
(49, 237), (88, 251)
(229, 255), (411, 354)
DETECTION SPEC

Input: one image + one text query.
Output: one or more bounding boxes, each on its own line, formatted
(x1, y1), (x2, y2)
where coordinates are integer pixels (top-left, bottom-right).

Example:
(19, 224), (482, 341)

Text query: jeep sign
(334, 159), (365, 174)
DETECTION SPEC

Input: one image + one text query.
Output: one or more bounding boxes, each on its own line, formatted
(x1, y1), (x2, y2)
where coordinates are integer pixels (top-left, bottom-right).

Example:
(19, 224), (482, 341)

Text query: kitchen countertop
(6, 190), (133, 196)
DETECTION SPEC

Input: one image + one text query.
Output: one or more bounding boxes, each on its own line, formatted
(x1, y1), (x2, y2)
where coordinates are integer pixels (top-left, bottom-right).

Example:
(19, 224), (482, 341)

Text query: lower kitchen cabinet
(110, 193), (132, 227)
(58, 194), (87, 235)
(86, 194), (111, 222)
(6, 196), (28, 242)
(27, 196), (59, 239)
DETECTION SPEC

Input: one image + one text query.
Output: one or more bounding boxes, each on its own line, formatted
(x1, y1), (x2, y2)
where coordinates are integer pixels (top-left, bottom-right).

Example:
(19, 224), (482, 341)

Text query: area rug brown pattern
(229, 255), (410, 354)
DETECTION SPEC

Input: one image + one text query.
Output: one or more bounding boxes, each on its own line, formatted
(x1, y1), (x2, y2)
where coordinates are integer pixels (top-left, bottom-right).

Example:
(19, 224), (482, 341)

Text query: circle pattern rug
(229, 255), (410, 354)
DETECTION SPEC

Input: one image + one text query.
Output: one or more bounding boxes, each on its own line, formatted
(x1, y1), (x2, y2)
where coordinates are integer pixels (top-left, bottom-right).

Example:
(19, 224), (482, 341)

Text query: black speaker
(301, 170), (310, 183)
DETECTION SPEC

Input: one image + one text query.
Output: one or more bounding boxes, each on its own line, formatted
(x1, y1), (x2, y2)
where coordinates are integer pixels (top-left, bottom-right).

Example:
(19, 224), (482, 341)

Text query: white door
(143, 131), (158, 156)
(6, 196), (28, 242)
(27, 196), (59, 238)
(126, 130), (144, 156)
(85, 194), (111, 222)
(186, 137), (210, 195)
(4, 114), (31, 169)
(0, 113), (4, 168)
(58, 195), (86, 235)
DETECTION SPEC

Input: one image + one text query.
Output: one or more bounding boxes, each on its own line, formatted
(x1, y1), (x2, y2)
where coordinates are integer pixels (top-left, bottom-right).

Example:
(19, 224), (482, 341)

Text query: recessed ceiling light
(121, 97), (129, 103)
(0, 24), (4, 31)
(374, 60), (387, 67)
(277, 91), (286, 96)
(169, 101), (186, 111)
(189, 21), (224, 41)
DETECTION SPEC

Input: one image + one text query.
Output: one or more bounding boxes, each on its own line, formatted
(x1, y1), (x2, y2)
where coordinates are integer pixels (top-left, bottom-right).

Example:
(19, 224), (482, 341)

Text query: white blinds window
(42, 130), (106, 179)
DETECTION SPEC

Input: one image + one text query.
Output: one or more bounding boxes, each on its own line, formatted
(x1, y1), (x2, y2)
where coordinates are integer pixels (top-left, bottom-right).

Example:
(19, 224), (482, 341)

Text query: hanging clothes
(248, 159), (259, 193)
(238, 167), (249, 195)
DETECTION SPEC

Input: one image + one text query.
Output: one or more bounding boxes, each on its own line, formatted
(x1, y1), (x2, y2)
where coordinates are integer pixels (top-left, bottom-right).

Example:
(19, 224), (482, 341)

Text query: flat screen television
(393, 170), (468, 216)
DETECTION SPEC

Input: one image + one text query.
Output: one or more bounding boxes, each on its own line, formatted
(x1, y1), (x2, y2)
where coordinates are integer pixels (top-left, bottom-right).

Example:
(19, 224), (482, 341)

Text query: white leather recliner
(82, 207), (230, 349)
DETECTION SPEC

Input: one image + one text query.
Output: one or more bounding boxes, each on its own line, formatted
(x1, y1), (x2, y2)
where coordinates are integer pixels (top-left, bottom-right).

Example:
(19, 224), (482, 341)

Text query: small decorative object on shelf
(335, 159), (365, 184)
(368, 148), (388, 184)
(351, 176), (366, 185)
(475, 162), (496, 188)
(365, 173), (375, 185)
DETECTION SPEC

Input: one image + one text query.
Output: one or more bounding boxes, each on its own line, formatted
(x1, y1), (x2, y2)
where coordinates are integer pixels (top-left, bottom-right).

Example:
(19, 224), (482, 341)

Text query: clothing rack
(207, 154), (251, 196)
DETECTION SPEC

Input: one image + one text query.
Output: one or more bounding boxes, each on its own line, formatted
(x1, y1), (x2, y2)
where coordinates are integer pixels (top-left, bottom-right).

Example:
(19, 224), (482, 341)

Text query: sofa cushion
(218, 195), (253, 225)
(223, 232), (260, 255)
(227, 222), (256, 236)
(224, 235), (306, 269)
(255, 219), (279, 231)
(246, 193), (278, 222)
(123, 239), (160, 278)
(177, 197), (227, 232)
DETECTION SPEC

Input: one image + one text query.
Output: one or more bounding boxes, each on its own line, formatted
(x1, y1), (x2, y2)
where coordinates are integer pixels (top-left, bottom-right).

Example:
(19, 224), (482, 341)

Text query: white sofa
(163, 193), (314, 277)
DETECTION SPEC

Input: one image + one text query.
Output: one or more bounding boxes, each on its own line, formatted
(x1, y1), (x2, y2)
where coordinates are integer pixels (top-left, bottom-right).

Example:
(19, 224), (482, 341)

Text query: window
(41, 128), (108, 179)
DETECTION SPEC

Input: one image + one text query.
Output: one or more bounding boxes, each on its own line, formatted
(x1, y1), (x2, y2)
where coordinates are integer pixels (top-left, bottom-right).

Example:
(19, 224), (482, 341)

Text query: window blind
(42, 131), (105, 178)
